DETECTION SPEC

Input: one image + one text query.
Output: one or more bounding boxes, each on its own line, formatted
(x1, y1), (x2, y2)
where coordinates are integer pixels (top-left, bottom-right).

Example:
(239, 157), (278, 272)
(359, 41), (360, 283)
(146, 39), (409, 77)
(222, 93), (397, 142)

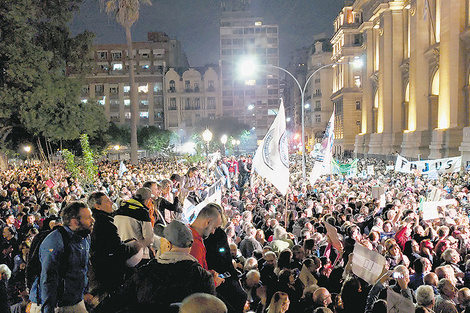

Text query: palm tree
(101, 0), (151, 164)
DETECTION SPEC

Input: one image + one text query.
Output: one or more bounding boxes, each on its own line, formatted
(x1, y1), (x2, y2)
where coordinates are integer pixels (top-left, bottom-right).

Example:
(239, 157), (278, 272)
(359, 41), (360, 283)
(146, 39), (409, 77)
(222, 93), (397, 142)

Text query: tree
(194, 117), (249, 151)
(101, 0), (151, 165)
(138, 126), (175, 153)
(0, 0), (107, 150)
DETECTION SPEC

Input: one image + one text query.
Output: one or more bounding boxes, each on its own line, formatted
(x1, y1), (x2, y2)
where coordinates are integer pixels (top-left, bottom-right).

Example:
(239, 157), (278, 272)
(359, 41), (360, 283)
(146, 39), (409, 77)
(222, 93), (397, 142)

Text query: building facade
(164, 67), (222, 141)
(347, 0), (470, 163)
(83, 32), (188, 128)
(219, 4), (281, 139)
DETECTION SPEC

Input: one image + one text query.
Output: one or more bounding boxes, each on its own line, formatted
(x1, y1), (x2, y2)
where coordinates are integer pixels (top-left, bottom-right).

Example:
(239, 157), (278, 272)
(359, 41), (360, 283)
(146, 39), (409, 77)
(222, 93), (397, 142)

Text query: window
(110, 86), (119, 94)
(98, 99), (105, 105)
(169, 80), (175, 92)
(221, 39), (231, 45)
(223, 90), (233, 97)
(207, 97), (216, 109)
(268, 99), (279, 105)
(125, 112), (131, 119)
(141, 64), (150, 70)
(233, 49), (243, 55)
(99, 64), (109, 71)
(138, 84), (148, 93)
(267, 38), (277, 44)
(185, 80), (191, 91)
(169, 98), (177, 110)
(354, 75), (362, 88)
(113, 63), (123, 70)
(110, 100), (119, 106)
(194, 98), (201, 109)
(153, 82), (162, 93)
(244, 28), (254, 34)
(208, 80), (215, 92)
(255, 27), (266, 33)
(232, 39), (243, 45)
(95, 84), (104, 94)
(315, 114), (321, 123)
(314, 100), (321, 111)
(245, 90), (255, 96)
(244, 38), (255, 44)
(234, 90), (244, 96)
(315, 78), (320, 83)
(111, 51), (121, 59)
(194, 82), (200, 92)
(208, 113), (216, 120)
(140, 111), (149, 118)
(140, 100), (149, 106)
(267, 27), (277, 33)
(97, 51), (108, 59)
(232, 29), (243, 34)
(223, 100), (233, 107)
(124, 99), (130, 106)
(81, 99), (88, 104)
(141, 52), (150, 59)
(81, 85), (89, 95)
(123, 85), (130, 93)
(356, 101), (361, 110)
(315, 89), (322, 96)
(221, 49), (232, 56)
(268, 89), (278, 95)
(267, 79), (278, 85)
(267, 48), (278, 54)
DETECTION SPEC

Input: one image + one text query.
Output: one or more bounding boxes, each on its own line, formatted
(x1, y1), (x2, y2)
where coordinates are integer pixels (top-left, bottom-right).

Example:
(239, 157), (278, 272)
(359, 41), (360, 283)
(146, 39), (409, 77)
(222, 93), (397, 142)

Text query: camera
(392, 272), (404, 279)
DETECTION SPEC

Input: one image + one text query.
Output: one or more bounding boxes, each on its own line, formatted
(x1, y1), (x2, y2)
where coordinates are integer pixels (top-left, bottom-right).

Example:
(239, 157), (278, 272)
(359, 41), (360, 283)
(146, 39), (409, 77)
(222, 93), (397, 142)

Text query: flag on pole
(309, 108), (335, 185)
(252, 101), (289, 195)
(118, 161), (128, 178)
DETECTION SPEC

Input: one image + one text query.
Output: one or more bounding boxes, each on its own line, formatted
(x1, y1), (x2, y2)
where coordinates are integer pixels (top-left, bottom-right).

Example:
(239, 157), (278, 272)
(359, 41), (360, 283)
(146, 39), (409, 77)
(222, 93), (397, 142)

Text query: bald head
(424, 272), (438, 287)
(179, 293), (227, 313)
(313, 287), (332, 307)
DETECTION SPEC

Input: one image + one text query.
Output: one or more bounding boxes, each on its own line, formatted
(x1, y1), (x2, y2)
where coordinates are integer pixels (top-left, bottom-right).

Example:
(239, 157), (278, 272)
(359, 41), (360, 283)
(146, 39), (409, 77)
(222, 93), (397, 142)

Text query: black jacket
(89, 209), (138, 295)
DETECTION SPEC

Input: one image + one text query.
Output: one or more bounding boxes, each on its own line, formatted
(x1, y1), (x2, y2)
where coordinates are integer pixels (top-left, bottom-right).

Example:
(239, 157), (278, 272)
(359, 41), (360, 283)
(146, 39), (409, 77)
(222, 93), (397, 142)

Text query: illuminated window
(124, 99), (130, 106)
(124, 85), (130, 93)
(98, 99), (105, 105)
(113, 63), (122, 70)
(140, 111), (149, 118)
(125, 112), (131, 119)
(138, 84), (148, 93)
(245, 80), (256, 86)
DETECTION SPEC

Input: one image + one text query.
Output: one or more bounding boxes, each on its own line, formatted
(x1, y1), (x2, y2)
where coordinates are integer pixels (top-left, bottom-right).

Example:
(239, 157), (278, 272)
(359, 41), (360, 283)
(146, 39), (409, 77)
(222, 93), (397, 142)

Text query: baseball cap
(154, 220), (193, 248)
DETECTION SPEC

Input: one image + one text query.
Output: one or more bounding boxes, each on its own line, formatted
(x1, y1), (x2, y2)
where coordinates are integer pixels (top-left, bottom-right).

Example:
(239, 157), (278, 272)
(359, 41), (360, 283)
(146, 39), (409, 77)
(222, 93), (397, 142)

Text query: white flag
(118, 161), (128, 178)
(252, 101), (289, 195)
(309, 108), (335, 185)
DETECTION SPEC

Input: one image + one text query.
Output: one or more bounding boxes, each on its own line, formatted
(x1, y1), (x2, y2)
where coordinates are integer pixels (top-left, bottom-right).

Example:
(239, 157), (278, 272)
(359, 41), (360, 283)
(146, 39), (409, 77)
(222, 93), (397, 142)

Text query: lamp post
(232, 139), (241, 156)
(113, 145), (121, 160)
(202, 129), (212, 176)
(240, 58), (363, 182)
(24, 145), (31, 163)
(221, 134), (227, 156)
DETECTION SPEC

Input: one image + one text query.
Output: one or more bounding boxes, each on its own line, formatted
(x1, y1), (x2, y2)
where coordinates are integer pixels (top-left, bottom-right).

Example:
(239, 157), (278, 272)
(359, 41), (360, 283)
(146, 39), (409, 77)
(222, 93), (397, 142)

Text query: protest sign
(395, 154), (461, 174)
(387, 289), (415, 313)
(324, 222), (343, 252)
(182, 179), (222, 224)
(351, 242), (386, 285)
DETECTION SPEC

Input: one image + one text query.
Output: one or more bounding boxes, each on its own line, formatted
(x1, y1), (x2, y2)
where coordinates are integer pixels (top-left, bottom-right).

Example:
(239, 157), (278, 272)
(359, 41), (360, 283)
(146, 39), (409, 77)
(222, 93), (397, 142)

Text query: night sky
(69, 0), (346, 67)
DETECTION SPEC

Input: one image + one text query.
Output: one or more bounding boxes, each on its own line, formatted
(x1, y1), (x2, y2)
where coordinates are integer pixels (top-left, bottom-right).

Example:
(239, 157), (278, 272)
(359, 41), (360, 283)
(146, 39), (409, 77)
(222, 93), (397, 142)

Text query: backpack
(25, 226), (70, 289)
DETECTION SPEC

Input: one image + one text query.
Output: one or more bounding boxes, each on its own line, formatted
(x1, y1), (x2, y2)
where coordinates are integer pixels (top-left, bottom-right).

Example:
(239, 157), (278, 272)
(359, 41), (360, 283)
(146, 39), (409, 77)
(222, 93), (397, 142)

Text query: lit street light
(240, 58), (362, 182)
(24, 145), (31, 163)
(202, 129), (212, 176)
(221, 134), (227, 156)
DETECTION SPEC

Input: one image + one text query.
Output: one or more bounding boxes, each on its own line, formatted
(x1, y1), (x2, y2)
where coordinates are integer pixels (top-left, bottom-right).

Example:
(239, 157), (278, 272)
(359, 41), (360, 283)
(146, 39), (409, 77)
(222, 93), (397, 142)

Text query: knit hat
(154, 220), (193, 248)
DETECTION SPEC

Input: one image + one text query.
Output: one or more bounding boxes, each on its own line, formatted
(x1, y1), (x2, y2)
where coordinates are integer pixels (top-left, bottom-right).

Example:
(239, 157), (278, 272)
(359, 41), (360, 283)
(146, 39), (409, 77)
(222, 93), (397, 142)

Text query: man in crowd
(114, 187), (155, 263)
(29, 202), (94, 313)
(123, 220), (215, 312)
(87, 191), (141, 311)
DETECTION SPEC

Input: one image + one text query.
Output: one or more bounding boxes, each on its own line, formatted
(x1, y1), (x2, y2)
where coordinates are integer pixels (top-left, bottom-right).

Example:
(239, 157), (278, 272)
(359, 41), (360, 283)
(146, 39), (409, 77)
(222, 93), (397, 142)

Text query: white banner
(182, 179), (222, 224)
(395, 154), (462, 174)
(252, 101), (289, 195)
(310, 109), (335, 185)
(387, 289), (415, 313)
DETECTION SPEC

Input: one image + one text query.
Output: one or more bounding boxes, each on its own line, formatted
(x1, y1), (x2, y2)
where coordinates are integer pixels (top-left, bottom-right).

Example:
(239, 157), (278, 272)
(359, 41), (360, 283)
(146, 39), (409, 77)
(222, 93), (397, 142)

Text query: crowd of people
(0, 153), (470, 313)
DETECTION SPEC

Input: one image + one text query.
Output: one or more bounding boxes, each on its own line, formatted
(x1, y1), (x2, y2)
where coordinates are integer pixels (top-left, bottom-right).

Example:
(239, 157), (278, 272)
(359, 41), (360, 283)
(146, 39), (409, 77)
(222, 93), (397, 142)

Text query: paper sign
(324, 222), (343, 252)
(422, 199), (458, 221)
(387, 288), (415, 313)
(428, 187), (441, 202)
(372, 186), (385, 199)
(367, 165), (375, 175)
(182, 179), (222, 224)
(351, 242), (386, 285)
(427, 171), (439, 180)
(379, 194), (386, 208)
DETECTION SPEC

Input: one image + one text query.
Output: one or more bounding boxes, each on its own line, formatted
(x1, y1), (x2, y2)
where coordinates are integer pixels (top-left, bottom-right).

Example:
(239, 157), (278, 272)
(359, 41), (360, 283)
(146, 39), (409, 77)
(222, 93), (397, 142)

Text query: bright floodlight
(24, 146), (31, 153)
(202, 129), (212, 142)
(304, 103), (310, 109)
(113, 145), (120, 150)
(239, 58), (257, 78)
(351, 57), (364, 69)
(248, 104), (254, 110)
(221, 134), (228, 145)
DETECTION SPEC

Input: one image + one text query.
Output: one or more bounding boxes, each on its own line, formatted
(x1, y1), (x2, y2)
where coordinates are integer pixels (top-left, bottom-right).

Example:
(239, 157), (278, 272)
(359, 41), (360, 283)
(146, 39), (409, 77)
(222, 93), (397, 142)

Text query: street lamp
(221, 134), (227, 156)
(24, 145), (31, 163)
(240, 58), (362, 182)
(202, 129), (212, 175)
(231, 139), (241, 156)
(113, 145), (121, 160)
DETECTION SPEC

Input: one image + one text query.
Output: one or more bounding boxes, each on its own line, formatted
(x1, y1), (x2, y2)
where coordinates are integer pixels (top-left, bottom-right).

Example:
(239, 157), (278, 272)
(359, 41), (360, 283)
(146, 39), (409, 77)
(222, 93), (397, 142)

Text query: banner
(182, 179), (222, 224)
(118, 161), (128, 178)
(252, 101), (289, 195)
(395, 154), (462, 174)
(332, 158), (358, 177)
(310, 108), (335, 184)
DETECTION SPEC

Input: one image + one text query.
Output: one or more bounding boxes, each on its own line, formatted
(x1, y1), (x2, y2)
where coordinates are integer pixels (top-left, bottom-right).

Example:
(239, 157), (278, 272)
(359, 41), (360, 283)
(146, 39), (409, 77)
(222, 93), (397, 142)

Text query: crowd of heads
(0, 155), (470, 313)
